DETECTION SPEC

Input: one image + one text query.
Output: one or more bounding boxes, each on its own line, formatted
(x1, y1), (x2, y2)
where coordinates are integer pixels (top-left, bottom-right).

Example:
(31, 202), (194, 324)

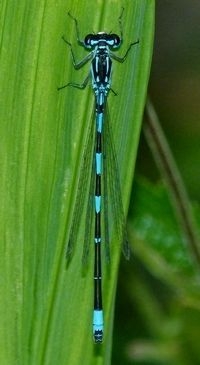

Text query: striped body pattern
(58, 9), (139, 343)
(93, 47), (111, 342)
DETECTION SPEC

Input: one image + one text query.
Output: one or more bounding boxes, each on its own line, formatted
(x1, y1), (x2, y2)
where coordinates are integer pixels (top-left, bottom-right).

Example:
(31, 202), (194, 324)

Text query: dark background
(138, 0), (200, 200)
(114, 2), (200, 364)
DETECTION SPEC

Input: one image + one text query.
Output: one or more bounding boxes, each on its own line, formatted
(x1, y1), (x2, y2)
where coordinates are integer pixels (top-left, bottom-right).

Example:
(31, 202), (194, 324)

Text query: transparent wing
(82, 140), (95, 265)
(103, 104), (130, 260)
(67, 102), (130, 266)
(66, 111), (95, 263)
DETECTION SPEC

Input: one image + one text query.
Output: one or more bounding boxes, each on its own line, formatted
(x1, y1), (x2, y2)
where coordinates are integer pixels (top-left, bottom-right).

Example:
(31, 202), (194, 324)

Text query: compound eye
(112, 34), (121, 47)
(84, 34), (95, 48)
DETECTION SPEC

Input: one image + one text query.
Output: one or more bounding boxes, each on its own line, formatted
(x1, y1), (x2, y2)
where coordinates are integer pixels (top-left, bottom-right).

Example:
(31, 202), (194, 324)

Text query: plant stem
(144, 97), (200, 267)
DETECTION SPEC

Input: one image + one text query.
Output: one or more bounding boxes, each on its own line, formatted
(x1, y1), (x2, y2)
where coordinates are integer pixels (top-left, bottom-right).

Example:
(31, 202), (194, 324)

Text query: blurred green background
(114, 2), (200, 364)
(139, 1), (200, 199)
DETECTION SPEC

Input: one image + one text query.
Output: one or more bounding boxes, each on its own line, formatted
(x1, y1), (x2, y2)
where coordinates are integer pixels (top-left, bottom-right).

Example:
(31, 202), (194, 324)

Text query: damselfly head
(84, 33), (121, 49)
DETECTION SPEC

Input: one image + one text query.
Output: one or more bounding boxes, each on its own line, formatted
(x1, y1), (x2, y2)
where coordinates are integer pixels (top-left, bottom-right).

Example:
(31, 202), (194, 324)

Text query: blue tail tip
(94, 330), (103, 343)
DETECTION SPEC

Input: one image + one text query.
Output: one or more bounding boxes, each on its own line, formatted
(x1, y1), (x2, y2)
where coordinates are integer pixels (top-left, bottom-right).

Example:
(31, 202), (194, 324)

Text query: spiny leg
(57, 74), (90, 91)
(68, 11), (85, 46)
(118, 7), (125, 41)
(110, 39), (139, 63)
(61, 36), (93, 70)
(113, 6), (139, 62)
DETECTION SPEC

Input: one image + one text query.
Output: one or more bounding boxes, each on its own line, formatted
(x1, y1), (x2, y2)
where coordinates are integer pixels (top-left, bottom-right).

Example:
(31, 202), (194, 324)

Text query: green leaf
(117, 178), (200, 364)
(0, 1), (154, 364)
(130, 178), (200, 276)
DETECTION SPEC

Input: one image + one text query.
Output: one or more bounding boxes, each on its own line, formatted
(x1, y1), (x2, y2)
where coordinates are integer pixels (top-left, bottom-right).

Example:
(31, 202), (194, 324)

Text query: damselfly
(58, 8), (139, 343)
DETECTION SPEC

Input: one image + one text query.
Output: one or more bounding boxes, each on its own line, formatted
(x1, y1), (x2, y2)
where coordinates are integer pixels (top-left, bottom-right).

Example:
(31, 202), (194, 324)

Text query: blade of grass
(0, 0), (154, 364)
(144, 98), (200, 266)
